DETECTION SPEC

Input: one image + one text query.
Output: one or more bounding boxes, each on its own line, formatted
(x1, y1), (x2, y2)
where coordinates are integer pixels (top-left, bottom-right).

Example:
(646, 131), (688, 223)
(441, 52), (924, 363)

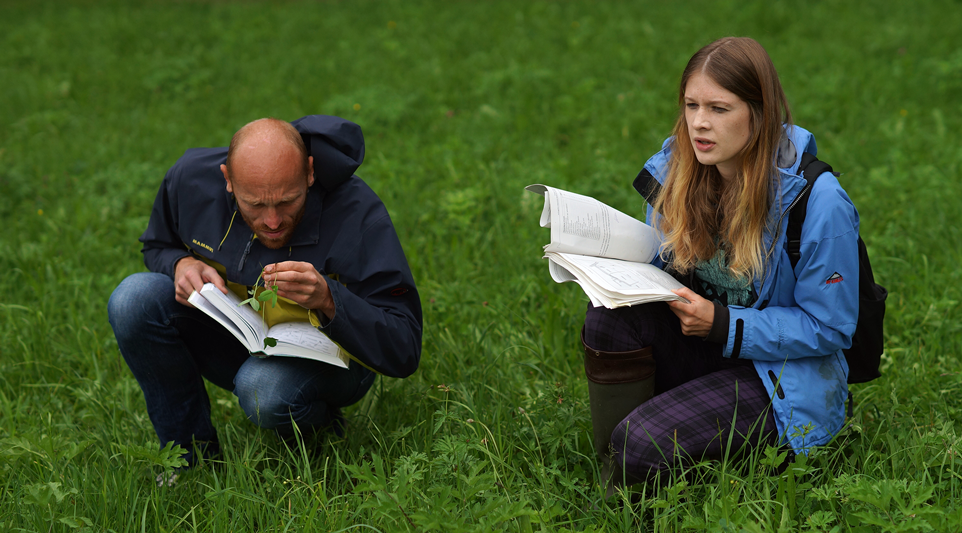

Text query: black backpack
(788, 153), (887, 384)
(633, 154), (887, 384)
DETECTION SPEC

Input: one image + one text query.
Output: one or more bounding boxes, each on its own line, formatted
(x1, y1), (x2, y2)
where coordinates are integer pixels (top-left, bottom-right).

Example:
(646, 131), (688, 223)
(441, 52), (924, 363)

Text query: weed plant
(1, 0), (961, 531)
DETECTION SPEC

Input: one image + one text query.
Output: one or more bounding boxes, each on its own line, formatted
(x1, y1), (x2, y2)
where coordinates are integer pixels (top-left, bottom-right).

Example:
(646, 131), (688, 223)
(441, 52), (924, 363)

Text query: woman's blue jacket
(639, 125), (858, 454)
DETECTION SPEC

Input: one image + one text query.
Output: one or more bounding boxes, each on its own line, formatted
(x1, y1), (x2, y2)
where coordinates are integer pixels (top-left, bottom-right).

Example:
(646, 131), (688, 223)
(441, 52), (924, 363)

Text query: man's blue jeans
(107, 272), (375, 465)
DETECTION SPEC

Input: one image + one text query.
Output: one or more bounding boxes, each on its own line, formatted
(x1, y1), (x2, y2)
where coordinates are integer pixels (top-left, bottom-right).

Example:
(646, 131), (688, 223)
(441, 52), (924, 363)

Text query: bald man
(108, 116), (422, 472)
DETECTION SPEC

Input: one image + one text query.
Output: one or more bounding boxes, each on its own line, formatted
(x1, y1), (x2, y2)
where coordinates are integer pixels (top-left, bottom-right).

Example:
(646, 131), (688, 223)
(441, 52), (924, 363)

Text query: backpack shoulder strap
(633, 167), (663, 207)
(787, 153), (835, 270)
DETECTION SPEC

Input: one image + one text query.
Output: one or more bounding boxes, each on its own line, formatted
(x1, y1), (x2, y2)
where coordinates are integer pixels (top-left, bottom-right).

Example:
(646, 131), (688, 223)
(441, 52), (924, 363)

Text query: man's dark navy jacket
(140, 115), (422, 378)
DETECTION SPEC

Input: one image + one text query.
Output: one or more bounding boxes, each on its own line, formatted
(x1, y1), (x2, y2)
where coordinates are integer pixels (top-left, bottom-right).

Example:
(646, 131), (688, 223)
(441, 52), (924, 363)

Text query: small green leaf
(257, 290), (275, 302)
(263, 337), (277, 348)
(250, 299), (260, 311)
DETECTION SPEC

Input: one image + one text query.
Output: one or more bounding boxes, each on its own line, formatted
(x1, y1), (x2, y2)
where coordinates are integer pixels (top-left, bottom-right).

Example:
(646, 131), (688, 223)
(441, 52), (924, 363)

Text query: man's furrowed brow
(277, 192), (304, 204)
(238, 192), (302, 207)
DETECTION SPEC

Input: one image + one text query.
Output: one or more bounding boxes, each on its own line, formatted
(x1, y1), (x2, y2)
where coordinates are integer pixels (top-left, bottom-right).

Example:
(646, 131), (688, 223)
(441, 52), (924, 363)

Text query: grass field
(2, 0), (962, 531)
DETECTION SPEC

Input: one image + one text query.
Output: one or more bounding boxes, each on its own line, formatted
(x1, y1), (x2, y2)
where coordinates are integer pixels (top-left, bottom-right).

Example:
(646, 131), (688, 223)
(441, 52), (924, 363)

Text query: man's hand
(666, 287), (714, 337)
(263, 261), (335, 320)
(174, 256), (228, 307)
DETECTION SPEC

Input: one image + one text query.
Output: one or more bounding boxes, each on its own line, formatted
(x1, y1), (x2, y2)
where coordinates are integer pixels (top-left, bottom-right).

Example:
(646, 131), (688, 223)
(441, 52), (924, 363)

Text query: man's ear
(306, 156), (315, 188)
(221, 163), (233, 193)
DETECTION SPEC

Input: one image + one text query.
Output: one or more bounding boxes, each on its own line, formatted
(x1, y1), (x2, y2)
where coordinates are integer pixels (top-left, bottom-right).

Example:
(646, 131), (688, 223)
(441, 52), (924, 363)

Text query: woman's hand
(667, 287), (714, 337)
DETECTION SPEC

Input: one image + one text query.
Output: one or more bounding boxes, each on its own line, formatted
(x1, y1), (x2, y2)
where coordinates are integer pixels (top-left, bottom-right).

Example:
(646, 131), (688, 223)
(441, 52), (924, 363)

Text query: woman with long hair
(584, 37), (859, 485)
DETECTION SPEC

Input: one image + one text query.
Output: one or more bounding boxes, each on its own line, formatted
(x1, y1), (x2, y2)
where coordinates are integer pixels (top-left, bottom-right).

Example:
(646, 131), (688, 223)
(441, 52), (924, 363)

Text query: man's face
(222, 147), (315, 250)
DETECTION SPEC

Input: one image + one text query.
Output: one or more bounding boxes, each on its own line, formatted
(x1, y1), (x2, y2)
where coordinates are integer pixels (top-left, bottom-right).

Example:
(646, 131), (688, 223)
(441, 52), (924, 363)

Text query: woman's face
(683, 72), (752, 181)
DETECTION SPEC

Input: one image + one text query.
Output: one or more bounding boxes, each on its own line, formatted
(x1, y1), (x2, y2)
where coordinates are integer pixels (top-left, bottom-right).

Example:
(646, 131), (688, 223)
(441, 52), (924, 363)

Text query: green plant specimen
(238, 267), (279, 348)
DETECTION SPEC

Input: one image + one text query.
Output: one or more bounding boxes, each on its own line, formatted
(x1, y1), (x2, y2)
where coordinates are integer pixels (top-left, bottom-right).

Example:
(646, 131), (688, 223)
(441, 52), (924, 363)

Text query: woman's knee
(610, 410), (673, 480)
(583, 303), (668, 352)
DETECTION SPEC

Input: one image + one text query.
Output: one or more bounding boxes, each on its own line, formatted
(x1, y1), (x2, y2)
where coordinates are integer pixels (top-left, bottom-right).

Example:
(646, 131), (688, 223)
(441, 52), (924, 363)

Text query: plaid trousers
(583, 302), (779, 482)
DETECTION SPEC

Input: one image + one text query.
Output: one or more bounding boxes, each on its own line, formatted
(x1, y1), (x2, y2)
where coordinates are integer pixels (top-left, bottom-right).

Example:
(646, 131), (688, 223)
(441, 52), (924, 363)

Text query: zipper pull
(238, 235), (254, 271)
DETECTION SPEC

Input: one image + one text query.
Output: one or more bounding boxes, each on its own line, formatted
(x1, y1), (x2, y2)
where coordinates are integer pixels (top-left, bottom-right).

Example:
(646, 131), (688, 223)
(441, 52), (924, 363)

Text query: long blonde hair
(653, 37), (791, 279)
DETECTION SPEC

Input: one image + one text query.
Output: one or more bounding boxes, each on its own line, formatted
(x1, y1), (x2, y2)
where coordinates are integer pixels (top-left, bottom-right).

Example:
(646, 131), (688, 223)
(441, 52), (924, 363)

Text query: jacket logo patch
(390, 287), (409, 296)
(826, 272), (843, 284)
(192, 239), (214, 253)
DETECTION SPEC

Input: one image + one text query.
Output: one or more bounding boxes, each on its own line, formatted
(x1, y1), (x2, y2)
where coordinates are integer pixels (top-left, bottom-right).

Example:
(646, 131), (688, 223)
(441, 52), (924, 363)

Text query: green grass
(2, 0), (962, 530)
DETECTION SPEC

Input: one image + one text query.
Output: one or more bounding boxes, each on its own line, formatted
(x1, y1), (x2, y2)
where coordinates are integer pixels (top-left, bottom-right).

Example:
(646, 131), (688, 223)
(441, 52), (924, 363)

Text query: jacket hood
(777, 124), (818, 174)
(290, 115), (366, 191)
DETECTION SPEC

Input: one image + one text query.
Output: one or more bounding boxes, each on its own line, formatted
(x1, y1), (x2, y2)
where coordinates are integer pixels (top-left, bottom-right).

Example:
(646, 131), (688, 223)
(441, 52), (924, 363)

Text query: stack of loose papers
(525, 183), (689, 309)
(546, 252), (688, 309)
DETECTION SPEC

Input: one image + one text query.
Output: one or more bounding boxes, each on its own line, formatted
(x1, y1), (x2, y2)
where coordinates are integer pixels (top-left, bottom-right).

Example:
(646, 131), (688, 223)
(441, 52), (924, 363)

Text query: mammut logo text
(192, 239), (214, 253)
(826, 272), (843, 284)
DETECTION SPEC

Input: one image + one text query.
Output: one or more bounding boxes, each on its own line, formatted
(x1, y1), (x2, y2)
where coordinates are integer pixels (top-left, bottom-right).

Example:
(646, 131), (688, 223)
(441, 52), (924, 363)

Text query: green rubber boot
(583, 329), (656, 460)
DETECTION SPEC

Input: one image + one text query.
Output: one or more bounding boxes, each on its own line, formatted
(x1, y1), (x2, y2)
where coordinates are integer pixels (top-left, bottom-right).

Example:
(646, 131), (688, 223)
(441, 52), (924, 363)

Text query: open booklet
(525, 184), (688, 308)
(188, 283), (350, 369)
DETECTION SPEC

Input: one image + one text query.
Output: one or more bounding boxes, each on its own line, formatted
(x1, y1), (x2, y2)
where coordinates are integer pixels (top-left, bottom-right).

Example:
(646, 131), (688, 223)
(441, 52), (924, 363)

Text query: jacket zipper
(760, 178), (811, 291)
(784, 181), (813, 213)
(238, 234), (254, 271)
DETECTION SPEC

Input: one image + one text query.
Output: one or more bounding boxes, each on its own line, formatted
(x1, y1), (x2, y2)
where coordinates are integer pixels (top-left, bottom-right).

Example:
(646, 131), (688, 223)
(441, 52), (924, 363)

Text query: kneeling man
(108, 115), (422, 466)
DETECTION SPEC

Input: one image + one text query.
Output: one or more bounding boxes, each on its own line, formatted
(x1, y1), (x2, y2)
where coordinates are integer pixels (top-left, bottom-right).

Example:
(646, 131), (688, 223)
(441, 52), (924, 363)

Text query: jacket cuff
(315, 275), (340, 330)
(705, 301), (729, 345)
